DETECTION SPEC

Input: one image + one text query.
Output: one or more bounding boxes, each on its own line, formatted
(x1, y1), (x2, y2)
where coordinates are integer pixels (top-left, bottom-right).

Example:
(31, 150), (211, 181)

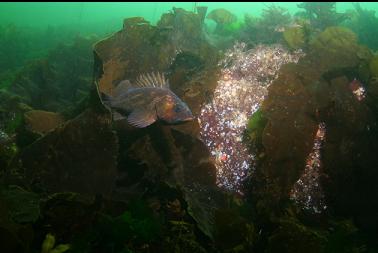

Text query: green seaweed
(309, 26), (371, 72)
(41, 233), (71, 253)
(283, 26), (305, 50)
(245, 109), (268, 150)
(310, 26), (358, 53)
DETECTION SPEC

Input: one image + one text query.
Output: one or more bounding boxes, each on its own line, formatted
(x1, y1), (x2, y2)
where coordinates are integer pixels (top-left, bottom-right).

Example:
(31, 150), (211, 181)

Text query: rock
(36, 192), (99, 243)
(93, 10), (221, 239)
(114, 122), (217, 182)
(257, 63), (318, 208)
(168, 57), (219, 117)
(248, 24), (378, 229)
(320, 76), (378, 231)
(113, 122), (222, 239)
(369, 55), (378, 77)
(0, 185), (35, 253)
(15, 109), (64, 149)
(0, 185), (40, 223)
(214, 208), (257, 251)
(24, 110), (64, 135)
(65, 9), (224, 242)
(7, 108), (118, 197)
(162, 220), (208, 253)
(266, 217), (327, 253)
(94, 11), (219, 118)
(182, 183), (225, 240)
(0, 226), (25, 253)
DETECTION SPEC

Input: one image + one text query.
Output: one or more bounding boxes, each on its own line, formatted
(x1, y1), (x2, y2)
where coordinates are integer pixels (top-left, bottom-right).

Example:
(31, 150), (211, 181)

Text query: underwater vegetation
(241, 5), (292, 45)
(0, 2), (378, 253)
(295, 2), (351, 30)
(207, 8), (237, 26)
(345, 3), (378, 51)
(0, 24), (53, 73)
(0, 23), (98, 74)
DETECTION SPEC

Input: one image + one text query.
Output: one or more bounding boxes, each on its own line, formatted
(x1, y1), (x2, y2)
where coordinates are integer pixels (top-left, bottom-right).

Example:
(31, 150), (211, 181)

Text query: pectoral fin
(127, 109), (157, 128)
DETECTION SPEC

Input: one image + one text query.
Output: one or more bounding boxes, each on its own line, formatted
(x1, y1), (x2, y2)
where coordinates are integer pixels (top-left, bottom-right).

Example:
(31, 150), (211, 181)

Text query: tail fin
(100, 92), (113, 107)
(99, 92), (127, 121)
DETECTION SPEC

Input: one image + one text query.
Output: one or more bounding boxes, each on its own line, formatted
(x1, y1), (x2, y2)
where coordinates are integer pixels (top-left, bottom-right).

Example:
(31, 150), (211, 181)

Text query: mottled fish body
(100, 72), (194, 128)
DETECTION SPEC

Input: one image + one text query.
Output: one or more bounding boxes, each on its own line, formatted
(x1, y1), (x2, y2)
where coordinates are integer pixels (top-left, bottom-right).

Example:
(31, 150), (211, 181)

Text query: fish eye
(174, 106), (181, 113)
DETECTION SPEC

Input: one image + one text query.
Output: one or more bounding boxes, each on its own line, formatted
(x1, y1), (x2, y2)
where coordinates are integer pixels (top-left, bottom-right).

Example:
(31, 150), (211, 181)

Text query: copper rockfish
(100, 72), (194, 128)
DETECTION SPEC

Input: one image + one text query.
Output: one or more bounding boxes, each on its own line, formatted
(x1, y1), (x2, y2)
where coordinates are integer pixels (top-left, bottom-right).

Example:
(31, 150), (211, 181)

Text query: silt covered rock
(249, 25), (375, 221)
(7, 107), (118, 197)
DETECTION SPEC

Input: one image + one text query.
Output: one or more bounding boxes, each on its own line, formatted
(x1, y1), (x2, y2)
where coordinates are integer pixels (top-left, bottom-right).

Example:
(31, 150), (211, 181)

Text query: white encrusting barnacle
(290, 122), (327, 213)
(199, 43), (304, 193)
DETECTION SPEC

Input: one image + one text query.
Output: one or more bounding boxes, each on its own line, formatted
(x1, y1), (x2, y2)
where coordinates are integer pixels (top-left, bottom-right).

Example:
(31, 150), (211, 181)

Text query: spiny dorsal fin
(136, 72), (169, 88)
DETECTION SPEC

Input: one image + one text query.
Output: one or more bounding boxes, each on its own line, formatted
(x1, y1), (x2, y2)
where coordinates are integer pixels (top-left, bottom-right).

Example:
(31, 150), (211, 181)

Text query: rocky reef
(1, 8), (226, 253)
(244, 24), (378, 252)
(1, 3), (378, 253)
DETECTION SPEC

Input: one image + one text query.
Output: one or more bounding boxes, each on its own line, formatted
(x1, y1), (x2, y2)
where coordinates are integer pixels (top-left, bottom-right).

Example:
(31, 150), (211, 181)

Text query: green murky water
(1, 2), (377, 28)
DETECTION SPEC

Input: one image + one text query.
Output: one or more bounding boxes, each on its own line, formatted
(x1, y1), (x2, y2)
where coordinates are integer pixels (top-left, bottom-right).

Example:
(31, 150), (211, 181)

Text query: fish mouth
(161, 116), (195, 126)
(183, 115), (195, 122)
(173, 116), (195, 125)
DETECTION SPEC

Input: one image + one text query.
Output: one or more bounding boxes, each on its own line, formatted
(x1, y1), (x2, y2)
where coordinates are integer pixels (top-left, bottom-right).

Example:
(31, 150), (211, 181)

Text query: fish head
(156, 94), (194, 124)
